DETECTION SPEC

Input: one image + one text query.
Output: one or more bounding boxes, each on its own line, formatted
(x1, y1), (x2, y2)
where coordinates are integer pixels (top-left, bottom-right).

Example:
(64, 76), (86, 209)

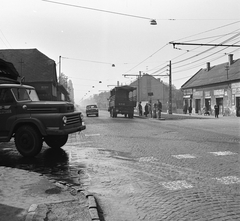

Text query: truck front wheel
(44, 135), (68, 149)
(15, 125), (43, 157)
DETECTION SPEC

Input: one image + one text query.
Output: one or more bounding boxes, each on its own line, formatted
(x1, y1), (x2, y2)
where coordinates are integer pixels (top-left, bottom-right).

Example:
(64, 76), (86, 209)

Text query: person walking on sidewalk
(157, 99), (162, 119)
(144, 103), (149, 117)
(188, 106), (192, 115)
(138, 102), (143, 116)
(214, 104), (219, 118)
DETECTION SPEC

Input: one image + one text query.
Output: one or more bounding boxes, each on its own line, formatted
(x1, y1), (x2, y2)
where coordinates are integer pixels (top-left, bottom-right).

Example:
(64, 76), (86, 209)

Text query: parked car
(86, 104), (99, 117)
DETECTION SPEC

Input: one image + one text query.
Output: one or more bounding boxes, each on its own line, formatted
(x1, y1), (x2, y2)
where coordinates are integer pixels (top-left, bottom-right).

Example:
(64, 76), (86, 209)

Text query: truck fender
(8, 118), (47, 137)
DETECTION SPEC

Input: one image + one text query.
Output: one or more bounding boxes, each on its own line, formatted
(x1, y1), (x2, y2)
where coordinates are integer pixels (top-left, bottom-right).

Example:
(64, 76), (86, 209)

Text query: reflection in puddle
(0, 145), (87, 186)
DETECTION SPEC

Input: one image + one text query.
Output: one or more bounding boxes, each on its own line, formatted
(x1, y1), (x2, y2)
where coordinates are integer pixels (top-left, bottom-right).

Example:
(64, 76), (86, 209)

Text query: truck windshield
(26, 89), (39, 101)
(12, 88), (39, 101)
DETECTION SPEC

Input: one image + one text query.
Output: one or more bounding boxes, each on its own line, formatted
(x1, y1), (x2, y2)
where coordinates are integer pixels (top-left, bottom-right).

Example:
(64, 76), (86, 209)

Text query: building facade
(0, 49), (70, 101)
(129, 74), (183, 113)
(181, 54), (240, 116)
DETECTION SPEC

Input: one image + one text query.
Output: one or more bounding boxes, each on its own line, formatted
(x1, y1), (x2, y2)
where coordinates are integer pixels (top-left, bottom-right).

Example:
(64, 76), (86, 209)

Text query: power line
(172, 20), (240, 42)
(61, 56), (114, 65)
(125, 44), (168, 73)
(42, 0), (155, 21)
(0, 29), (12, 48)
(171, 32), (240, 66)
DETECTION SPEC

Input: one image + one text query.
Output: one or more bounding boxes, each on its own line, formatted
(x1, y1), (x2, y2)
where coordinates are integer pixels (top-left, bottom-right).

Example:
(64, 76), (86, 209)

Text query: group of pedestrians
(139, 100), (220, 118)
(138, 100), (162, 119)
(183, 104), (220, 118)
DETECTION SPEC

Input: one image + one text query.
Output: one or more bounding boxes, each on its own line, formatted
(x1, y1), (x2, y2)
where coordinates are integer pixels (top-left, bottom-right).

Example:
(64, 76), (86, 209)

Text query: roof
(0, 49), (57, 84)
(0, 58), (19, 80)
(181, 58), (240, 89)
(112, 85), (136, 92)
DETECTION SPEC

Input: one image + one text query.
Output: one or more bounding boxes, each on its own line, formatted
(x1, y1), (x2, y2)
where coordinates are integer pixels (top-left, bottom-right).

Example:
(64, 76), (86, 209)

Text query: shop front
(232, 82), (240, 117)
(193, 90), (203, 114)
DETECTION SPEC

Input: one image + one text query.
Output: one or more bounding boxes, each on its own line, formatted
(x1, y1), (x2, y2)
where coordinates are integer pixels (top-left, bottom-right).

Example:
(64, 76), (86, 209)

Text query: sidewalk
(0, 166), (99, 221)
(134, 111), (238, 120)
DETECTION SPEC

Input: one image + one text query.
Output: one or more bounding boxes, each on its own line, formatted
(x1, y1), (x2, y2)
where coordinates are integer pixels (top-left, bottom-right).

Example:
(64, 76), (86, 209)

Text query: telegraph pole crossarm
(169, 42), (240, 48)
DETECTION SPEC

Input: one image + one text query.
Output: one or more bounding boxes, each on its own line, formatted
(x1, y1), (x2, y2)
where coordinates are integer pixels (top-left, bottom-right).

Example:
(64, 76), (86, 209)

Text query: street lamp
(150, 19), (157, 25)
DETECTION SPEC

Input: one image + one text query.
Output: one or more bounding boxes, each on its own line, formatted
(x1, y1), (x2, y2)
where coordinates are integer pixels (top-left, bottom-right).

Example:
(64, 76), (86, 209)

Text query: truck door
(0, 88), (16, 137)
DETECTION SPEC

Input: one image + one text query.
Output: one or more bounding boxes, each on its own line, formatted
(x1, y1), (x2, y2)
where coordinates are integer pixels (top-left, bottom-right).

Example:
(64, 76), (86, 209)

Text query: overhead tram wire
(125, 44), (168, 73)
(180, 29), (240, 43)
(174, 46), (240, 74)
(170, 29), (240, 62)
(171, 32), (240, 66)
(42, 0), (155, 21)
(61, 56), (114, 66)
(172, 20), (240, 42)
(173, 38), (240, 70)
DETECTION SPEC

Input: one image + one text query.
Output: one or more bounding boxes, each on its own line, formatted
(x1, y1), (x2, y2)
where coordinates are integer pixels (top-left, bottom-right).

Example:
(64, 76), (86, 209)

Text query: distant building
(0, 48), (69, 101)
(181, 54), (240, 116)
(129, 74), (183, 113)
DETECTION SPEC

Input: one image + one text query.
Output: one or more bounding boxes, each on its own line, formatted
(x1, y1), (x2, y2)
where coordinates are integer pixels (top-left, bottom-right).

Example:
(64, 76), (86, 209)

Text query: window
(0, 88), (15, 104)
(12, 88), (30, 101)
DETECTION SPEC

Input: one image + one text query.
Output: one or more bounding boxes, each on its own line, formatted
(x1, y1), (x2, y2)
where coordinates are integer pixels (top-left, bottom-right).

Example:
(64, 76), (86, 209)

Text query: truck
(108, 85), (136, 118)
(0, 58), (86, 157)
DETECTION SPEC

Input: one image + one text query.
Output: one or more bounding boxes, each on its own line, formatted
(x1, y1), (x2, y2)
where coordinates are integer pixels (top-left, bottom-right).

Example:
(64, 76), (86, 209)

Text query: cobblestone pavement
(64, 112), (240, 221)
(0, 111), (239, 221)
(0, 166), (92, 221)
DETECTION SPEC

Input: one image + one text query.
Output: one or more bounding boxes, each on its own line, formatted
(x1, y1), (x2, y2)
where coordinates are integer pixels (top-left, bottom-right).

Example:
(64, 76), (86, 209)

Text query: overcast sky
(1, 0), (240, 103)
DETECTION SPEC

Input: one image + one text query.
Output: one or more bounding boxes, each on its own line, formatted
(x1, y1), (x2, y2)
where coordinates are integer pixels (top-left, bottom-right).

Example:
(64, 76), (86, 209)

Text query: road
(0, 110), (239, 221)
(65, 110), (240, 221)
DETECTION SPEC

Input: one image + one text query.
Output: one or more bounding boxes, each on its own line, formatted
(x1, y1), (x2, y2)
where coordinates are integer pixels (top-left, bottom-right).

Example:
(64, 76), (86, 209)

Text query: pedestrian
(138, 102), (143, 116)
(144, 103), (149, 117)
(214, 104), (219, 118)
(183, 104), (187, 114)
(188, 106), (192, 115)
(157, 99), (162, 119)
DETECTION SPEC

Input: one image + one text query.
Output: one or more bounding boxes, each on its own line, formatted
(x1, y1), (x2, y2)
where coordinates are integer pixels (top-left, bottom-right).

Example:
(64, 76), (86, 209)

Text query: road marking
(214, 176), (240, 184)
(172, 154), (196, 159)
(160, 180), (193, 190)
(209, 151), (237, 156)
(85, 134), (100, 137)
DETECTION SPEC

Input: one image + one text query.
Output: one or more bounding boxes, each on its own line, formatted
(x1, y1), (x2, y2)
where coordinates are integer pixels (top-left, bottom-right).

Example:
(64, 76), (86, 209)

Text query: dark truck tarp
(0, 58), (20, 80)
(110, 85), (136, 96)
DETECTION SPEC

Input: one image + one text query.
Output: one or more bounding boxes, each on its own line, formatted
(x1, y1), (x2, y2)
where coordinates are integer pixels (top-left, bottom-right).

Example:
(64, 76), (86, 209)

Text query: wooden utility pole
(59, 56), (61, 83)
(168, 60), (172, 114)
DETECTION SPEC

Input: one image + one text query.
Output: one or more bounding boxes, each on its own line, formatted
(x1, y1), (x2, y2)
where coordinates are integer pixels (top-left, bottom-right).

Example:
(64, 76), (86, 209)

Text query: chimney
(228, 54), (234, 65)
(206, 62), (210, 71)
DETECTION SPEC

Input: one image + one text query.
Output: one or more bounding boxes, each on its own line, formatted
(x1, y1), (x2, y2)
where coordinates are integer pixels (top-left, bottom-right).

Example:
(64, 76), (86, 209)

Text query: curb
(25, 180), (100, 221)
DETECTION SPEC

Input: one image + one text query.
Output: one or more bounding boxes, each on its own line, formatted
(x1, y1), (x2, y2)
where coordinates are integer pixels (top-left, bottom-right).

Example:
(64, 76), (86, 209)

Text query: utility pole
(168, 61), (172, 114)
(59, 56), (61, 83)
(138, 71), (141, 102)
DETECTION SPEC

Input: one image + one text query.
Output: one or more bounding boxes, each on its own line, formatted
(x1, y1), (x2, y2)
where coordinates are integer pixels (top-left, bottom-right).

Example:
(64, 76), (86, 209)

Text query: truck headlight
(80, 113), (84, 120)
(62, 116), (67, 124)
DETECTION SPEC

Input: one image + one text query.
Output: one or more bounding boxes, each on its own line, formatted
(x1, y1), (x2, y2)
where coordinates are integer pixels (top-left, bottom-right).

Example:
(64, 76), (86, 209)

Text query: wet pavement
(0, 111), (240, 221)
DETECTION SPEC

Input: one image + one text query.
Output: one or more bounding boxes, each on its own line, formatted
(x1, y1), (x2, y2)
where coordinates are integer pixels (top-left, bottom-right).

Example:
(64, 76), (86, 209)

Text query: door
(216, 98), (223, 115)
(0, 88), (16, 137)
(195, 99), (201, 114)
(236, 97), (240, 117)
(205, 99), (211, 111)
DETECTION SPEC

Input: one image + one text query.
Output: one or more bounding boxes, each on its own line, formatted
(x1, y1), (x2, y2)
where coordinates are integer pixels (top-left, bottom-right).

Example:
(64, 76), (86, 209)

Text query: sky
(1, 0), (240, 104)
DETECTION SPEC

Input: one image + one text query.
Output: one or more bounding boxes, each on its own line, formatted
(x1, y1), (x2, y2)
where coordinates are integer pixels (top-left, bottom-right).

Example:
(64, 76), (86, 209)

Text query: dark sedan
(86, 104), (99, 117)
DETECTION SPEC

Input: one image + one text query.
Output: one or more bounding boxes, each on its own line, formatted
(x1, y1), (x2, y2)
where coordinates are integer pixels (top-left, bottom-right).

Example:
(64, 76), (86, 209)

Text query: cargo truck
(108, 85), (136, 118)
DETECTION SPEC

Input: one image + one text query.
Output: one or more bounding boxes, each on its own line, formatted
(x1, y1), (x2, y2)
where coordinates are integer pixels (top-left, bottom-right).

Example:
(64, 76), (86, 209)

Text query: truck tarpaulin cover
(0, 58), (20, 80)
